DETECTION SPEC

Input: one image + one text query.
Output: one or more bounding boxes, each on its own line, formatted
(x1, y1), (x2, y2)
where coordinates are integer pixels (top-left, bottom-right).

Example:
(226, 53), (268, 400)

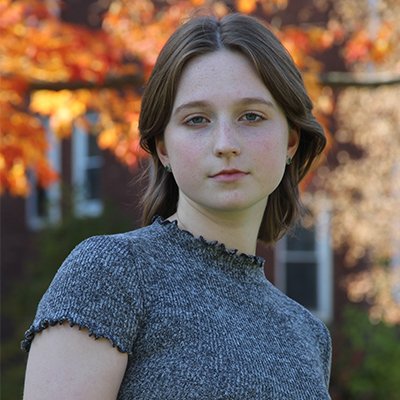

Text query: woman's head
(139, 12), (326, 244)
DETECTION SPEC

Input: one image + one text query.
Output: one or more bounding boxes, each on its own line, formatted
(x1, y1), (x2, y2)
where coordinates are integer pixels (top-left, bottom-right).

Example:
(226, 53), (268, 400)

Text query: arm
(23, 322), (128, 400)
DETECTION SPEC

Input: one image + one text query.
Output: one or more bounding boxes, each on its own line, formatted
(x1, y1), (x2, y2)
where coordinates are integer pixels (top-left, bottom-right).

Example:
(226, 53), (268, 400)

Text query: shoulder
(264, 283), (332, 387)
(267, 283), (332, 385)
(22, 225), (160, 354)
(63, 223), (161, 274)
(71, 223), (157, 255)
(267, 282), (331, 345)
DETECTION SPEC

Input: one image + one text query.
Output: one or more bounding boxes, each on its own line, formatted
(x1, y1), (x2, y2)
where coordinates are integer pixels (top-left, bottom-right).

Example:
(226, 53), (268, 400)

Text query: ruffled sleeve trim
(21, 316), (133, 355)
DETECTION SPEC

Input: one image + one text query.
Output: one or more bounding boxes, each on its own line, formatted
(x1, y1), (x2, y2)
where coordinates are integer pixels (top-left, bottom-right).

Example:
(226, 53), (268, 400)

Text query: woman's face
(156, 50), (299, 219)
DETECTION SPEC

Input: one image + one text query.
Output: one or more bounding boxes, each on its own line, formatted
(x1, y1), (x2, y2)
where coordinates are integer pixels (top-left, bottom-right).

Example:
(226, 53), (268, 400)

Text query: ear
(155, 137), (170, 167)
(287, 125), (300, 159)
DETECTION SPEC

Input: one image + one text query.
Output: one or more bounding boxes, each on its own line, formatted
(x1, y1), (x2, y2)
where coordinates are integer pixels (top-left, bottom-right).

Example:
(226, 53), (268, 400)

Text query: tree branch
(29, 74), (144, 91)
(321, 71), (400, 88)
(20, 71), (400, 92)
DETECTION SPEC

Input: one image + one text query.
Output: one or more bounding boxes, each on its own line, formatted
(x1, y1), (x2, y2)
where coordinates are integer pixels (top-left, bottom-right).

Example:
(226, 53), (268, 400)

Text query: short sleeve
(21, 235), (144, 355)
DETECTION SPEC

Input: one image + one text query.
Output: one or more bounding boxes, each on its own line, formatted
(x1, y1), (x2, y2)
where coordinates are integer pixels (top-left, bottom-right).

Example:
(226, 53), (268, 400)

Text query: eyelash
(240, 112), (266, 122)
(183, 112), (266, 126)
(185, 116), (208, 125)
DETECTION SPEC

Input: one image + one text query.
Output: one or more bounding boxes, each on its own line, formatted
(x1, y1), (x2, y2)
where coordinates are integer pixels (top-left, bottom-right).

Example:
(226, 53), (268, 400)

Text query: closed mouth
(211, 169), (246, 177)
(210, 169), (248, 182)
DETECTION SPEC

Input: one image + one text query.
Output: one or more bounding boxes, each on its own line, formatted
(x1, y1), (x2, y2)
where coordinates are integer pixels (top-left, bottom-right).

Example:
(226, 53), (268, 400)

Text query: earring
(286, 156), (292, 165)
(165, 163), (172, 172)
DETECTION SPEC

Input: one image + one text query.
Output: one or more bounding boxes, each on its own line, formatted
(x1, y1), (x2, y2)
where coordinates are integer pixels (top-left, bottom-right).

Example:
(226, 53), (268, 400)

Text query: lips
(210, 169), (248, 182)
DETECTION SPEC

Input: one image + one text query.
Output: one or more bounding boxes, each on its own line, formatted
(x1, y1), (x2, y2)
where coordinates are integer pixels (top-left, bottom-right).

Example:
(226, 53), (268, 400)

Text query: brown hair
(139, 11), (326, 244)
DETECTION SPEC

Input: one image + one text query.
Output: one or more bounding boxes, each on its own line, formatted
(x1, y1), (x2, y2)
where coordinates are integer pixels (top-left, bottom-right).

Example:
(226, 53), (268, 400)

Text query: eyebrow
(172, 97), (276, 116)
(173, 101), (209, 116)
(238, 97), (276, 109)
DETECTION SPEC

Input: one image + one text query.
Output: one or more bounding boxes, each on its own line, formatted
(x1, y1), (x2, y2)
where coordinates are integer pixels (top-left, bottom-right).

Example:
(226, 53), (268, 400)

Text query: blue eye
(242, 113), (263, 122)
(185, 116), (207, 126)
(190, 116), (205, 124)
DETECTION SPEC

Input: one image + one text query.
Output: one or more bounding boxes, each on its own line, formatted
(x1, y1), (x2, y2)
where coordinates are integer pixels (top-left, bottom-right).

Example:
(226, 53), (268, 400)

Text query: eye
(241, 113), (265, 122)
(184, 116), (208, 125)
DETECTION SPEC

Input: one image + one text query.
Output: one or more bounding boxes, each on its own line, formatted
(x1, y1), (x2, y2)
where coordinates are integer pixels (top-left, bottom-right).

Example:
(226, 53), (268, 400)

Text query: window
(26, 118), (61, 230)
(72, 114), (103, 217)
(275, 209), (333, 323)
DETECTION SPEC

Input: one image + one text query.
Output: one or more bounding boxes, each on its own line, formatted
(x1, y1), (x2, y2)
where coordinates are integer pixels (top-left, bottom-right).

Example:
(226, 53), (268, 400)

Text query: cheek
(167, 141), (204, 185)
(252, 131), (288, 163)
(170, 141), (199, 167)
(251, 132), (288, 183)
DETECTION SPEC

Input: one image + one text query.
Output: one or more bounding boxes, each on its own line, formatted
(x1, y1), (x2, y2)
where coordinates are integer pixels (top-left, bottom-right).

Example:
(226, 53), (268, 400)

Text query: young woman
(22, 12), (331, 400)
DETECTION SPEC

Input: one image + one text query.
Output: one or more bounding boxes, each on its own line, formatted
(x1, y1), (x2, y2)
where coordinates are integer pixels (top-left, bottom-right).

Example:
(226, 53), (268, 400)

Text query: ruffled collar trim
(152, 216), (265, 269)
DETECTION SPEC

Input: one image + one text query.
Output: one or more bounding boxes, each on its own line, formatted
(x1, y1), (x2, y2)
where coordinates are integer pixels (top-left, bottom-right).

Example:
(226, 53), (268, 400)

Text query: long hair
(138, 12), (326, 245)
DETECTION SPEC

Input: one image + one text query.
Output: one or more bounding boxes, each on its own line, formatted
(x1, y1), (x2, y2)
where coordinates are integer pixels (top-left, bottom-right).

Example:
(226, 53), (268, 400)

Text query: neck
(168, 200), (267, 256)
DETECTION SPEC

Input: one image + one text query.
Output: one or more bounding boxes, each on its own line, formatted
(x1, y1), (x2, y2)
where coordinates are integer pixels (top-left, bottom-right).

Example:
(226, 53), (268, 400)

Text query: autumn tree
(0, 0), (341, 196)
(309, 0), (400, 325)
(1, 0), (399, 322)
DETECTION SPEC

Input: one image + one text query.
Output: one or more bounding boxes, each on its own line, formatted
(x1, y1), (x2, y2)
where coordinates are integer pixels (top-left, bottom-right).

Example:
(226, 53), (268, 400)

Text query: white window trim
(26, 119), (61, 230)
(391, 160), (400, 303)
(275, 208), (333, 324)
(72, 115), (103, 218)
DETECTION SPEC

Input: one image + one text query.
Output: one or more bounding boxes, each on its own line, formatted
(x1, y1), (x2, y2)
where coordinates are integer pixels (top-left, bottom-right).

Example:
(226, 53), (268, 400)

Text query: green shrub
(330, 305), (400, 400)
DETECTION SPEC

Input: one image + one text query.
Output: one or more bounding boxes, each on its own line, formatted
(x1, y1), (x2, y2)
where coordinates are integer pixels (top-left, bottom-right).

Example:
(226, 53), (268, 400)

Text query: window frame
(275, 208), (333, 324)
(26, 118), (61, 230)
(72, 114), (103, 218)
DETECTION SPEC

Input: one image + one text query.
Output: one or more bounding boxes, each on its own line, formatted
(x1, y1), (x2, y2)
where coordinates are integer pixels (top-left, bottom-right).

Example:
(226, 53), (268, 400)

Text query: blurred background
(1, 0), (400, 398)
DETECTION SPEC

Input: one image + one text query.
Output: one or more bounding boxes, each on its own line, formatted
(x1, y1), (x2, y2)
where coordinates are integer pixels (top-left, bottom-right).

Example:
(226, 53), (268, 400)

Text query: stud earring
(165, 163), (172, 172)
(286, 156), (292, 165)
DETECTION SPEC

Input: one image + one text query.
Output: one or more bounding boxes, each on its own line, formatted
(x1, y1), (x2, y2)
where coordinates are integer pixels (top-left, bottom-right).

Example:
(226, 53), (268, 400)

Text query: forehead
(172, 50), (277, 109)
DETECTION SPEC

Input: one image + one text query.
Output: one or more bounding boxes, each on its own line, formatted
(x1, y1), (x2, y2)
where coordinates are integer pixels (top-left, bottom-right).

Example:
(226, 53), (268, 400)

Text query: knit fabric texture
(22, 217), (332, 399)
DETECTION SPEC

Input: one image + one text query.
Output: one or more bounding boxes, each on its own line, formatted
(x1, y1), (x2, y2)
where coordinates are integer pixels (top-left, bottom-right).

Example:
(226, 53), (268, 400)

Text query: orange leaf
(236, 0), (258, 14)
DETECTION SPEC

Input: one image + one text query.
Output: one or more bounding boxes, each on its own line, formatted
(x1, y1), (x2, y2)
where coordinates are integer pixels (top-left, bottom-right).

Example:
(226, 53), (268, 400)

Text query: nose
(213, 121), (241, 157)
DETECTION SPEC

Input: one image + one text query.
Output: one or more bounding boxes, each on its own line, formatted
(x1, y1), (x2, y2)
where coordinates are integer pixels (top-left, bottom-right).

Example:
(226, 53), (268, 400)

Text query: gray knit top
(22, 217), (332, 399)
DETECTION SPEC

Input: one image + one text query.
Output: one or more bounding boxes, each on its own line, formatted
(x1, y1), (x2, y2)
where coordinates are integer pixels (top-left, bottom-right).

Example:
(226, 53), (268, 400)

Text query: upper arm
(23, 322), (128, 400)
